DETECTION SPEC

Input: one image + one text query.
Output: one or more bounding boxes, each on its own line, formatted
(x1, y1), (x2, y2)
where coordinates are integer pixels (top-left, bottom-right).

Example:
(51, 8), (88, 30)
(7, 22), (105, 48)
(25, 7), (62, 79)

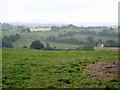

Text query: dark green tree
(104, 40), (118, 47)
(97, 38), (103, 44)
(30, 40), (44, 49)
(2, 36), (13, 48)
(26, 28), (31, 32)
(87, 36), (97, 46)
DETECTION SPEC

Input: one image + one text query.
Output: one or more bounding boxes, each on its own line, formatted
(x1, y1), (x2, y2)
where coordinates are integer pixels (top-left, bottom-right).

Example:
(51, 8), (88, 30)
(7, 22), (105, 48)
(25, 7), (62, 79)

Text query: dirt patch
(83, 60), (120, 80)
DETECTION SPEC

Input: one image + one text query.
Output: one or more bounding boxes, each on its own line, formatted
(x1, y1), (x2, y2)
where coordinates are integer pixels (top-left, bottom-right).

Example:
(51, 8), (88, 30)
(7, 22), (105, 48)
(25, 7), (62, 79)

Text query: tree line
(47, 36), (119, 47)
(2, 23), (31, 33)
(2, 34), (20, 48)
(57, 29), (118, 37)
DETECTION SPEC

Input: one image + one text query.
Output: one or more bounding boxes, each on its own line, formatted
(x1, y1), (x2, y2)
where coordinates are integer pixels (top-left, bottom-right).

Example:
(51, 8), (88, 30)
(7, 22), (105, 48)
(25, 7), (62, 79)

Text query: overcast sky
(0, 0), (119, 26)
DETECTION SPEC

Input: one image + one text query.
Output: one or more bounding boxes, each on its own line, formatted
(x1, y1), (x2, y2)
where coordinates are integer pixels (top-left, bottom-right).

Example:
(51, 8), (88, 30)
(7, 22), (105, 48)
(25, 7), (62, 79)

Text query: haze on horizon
(0, 0), (119, 26)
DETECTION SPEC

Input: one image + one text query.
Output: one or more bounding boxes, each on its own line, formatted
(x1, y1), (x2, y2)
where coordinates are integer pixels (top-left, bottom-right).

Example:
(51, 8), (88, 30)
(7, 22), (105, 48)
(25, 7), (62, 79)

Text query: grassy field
(2, 48), (119, 88)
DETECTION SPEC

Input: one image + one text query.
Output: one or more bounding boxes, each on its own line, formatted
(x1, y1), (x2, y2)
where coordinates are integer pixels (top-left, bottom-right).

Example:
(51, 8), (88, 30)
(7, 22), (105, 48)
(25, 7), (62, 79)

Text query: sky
(0, 0), (119, 26)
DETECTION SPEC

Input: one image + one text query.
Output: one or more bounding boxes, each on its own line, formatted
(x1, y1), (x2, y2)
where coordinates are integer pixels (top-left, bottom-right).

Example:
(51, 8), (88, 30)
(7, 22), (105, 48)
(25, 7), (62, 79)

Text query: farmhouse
(96, 44), (104, 47)
(30, 27), (51, 32)
(94, 44), (104, 50)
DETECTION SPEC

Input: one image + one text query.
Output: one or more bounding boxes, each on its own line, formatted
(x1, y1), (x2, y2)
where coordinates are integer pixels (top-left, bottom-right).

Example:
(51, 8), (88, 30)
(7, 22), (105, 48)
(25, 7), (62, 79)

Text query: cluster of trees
(18, 26), (30, 32)
(2, 23), (12, 31)
(47, 36), (85, 45)
(78, 28), (117, 37)
(51, 24), (79, 31)
(57, 28), (118, 39)
(47, 35), (119, 47)
(2, 34), (20, 48)
(47, 36), (102, 46)
(51, 24), (118, 37)
(98, 29), (117, 37)
(104, 40), (120, 47)
(1, 23), (31, 32)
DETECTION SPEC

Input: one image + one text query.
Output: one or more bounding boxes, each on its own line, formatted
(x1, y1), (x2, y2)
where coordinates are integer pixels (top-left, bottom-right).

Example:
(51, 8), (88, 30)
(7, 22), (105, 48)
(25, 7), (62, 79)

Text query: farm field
(2, 48), (119, 88)
(30, 27), (51, 32)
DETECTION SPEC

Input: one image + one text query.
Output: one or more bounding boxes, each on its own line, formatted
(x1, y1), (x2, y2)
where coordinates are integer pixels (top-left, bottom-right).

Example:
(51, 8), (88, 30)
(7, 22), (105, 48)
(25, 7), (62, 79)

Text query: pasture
(2, 48), (119, 88)
(30, 28), (51, 32)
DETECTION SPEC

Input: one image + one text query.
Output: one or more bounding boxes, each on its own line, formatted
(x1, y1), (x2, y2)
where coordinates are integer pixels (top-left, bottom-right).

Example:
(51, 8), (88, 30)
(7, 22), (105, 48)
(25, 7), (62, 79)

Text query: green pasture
(2, 48), (119, 88)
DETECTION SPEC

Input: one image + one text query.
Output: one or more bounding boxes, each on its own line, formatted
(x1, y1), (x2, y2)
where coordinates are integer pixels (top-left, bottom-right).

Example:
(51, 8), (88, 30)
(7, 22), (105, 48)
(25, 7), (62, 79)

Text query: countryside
(1, 0), (120, 89)
(1, 22), (120, 88)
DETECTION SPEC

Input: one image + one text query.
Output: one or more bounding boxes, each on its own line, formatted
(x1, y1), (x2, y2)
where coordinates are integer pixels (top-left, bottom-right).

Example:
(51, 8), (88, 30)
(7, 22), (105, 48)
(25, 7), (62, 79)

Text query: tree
(87, 36), (96, 46)
(97, 38), (103, 44)
(30, 40), (44, 49)
(2, 36), (13, 48)
(18, 26), (26, 32)
(104, 40), (118, 47)
(2, 23), (12, 31)
(26, 28), (31, 32)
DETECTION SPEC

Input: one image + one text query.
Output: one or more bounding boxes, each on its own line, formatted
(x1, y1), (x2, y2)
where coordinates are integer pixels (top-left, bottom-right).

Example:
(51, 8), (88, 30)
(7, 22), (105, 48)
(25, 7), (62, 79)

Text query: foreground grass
(2, 48), (119, 88)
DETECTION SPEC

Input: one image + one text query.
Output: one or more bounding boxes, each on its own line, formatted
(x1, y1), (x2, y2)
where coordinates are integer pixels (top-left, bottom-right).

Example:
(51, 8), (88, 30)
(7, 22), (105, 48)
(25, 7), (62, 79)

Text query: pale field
(30, 28), (51, 32)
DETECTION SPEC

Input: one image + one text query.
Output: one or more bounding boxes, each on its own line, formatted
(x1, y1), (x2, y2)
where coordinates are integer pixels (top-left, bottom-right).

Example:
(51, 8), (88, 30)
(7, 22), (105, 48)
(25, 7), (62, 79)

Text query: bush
(2, 36), (13, 48)
(30, 40), (44, 50)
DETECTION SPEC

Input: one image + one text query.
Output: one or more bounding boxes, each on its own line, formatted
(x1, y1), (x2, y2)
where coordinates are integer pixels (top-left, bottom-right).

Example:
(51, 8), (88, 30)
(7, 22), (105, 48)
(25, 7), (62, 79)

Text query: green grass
(2, 48), (119, 88)
(2, 31), (21, 37)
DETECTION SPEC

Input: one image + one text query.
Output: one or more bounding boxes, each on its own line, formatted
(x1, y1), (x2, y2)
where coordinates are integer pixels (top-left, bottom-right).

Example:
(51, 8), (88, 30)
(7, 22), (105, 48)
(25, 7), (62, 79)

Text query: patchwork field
(2, 48), (119, 88)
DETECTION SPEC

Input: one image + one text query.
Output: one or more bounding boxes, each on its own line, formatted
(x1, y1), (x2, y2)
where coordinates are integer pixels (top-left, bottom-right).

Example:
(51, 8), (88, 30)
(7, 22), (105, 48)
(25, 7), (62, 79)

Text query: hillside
(2, 26), (117, 49)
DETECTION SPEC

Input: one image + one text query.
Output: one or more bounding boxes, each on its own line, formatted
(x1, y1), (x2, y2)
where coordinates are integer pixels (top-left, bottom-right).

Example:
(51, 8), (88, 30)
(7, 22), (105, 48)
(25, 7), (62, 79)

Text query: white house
(96, 44), (104, 47)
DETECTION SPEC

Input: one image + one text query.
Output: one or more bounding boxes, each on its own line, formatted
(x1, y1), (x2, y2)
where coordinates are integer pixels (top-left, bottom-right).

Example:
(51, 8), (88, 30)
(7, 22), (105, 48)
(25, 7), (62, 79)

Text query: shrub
(30, 40), (44, 50)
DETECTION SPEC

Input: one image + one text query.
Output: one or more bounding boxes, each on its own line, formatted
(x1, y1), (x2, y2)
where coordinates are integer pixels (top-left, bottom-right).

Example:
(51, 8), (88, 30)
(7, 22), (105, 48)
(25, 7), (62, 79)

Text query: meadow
(2, 48), (119, 88)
